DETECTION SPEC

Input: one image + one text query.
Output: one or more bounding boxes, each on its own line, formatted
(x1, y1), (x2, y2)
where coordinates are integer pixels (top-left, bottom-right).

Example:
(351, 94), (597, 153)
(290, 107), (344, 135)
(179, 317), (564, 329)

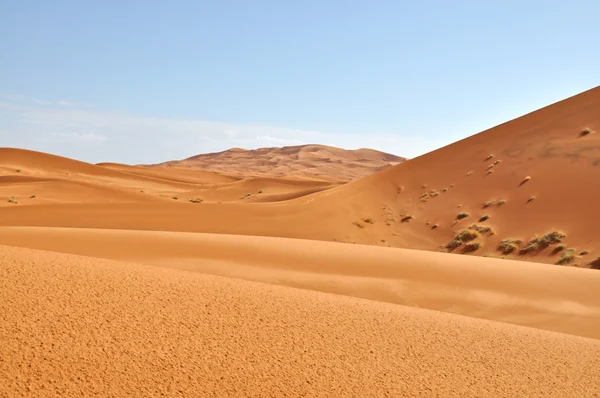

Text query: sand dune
(1, 226), (599, 340)
(2, 245), (599, 397)
(156, 144), (406, 181)
(3, 87), (600, 267)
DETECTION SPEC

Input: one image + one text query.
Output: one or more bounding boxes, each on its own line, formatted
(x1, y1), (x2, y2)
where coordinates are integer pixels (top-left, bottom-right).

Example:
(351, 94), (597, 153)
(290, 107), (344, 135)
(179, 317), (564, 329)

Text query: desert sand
(2, 85), (600, 396)
(2, 87), (600, 266)
(153, 144), (406, 181)
(2, 245), (599, 397)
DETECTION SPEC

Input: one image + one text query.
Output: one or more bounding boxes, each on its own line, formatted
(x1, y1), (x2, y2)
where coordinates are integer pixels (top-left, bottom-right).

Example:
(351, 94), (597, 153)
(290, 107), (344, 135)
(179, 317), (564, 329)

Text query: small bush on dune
(353, 221), (365, 229)
(401, 215), (414, 222)
(527, 196), (536, 203)
(16, 169), (21, 173)
(520, 231), (566, 254)
(29, 194), (36, 199)
(483, 201), (494, 208)
(520, 176), (531, 186)
(189, 197), (203, 203)
(363, 218), (376, 224)
(479, 214), (490, 222)
(463, 241), (482, 252)
(580, 127), (593, 137)
(456, 229), (480, 242)
(7, 196), (17, 204)
(456, 212), (469, 220)
(497, 200), (506, 206)
(590, 256), (600, 270)
(445, 239), (462, 250)
(498, 239), (522, 254)
(580, 250), (589, 255)
(469, 224), (494, 235)
(485, 154), (494, 161)
(556, 249), (577, 265)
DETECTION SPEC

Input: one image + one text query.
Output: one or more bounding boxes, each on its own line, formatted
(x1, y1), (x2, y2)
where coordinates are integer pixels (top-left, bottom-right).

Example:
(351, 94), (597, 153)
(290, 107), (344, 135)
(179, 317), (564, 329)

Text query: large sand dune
(2, 87), (600, 267)
(2, 245), (599, 397)
(155, 144), (406, 181)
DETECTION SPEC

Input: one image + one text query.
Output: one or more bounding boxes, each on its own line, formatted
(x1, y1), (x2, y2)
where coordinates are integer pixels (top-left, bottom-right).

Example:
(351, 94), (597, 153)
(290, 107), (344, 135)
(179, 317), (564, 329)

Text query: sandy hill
(2, 87), (599, 268)
(154, 144), (406, 181)
(2, 245), (599, 397)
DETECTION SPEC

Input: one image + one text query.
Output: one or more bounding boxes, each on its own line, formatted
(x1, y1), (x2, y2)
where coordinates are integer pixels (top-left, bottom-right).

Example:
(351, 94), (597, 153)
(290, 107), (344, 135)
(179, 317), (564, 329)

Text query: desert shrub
(493, 160), (501, 165)
(590, 256), (600, 270)
(498, 239), (522, 254)
(172, 196), (178, 200)
(497, 200), (506, 206)
(445, 239), (462, 250)
(363, 218), (376, 224)
(431, 224), (439, 230)
(258, 190), (264, 194)
(521, 231), (565, 254)
(456, 229), (480, 242)
(521, 176), (531, 185)
(556, 249), (577, 265)
(483, 201), (494, 208)
(29, 194), (36, 199)
(189, 198), (203, 203)
(463, 241), (482, 252)
(485, 154), (494, 160)
(469, 224), (494, 235)
(580, 127), (593, 136)
(7, 196), (17, 203)
(527, 196), (535, 203)
(401, 215), (414, 222)
(456, 212), (469, 220)
(479, 214), (490, 222)
(580, 250), (589, 255)
(353, 221), (365, 228)
(16, 169), (21, 173)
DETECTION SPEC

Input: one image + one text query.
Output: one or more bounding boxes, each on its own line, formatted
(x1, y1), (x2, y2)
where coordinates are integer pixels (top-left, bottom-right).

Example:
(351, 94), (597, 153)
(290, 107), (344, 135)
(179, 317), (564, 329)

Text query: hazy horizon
(2, 1), (599, 164)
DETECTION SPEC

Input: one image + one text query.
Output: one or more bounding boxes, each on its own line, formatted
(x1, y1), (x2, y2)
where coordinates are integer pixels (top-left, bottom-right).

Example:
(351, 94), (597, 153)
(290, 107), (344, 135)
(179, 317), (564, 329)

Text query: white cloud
(0, 95), (450, 164)
(52, 132), (107, 142)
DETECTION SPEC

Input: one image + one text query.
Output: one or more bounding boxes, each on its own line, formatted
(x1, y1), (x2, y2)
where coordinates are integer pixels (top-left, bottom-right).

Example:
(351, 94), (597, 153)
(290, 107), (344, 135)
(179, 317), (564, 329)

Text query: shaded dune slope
(1, 245), (599, 397)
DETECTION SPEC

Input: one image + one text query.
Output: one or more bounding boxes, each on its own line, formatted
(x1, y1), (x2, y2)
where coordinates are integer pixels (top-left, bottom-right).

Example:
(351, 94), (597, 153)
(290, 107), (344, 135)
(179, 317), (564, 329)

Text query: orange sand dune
(156, 144), (406, 181)
(1, 148), (340, 205)
(2, 245), (599, 397)
(2, 86), (600, 268)
(1, 227), (599, 339)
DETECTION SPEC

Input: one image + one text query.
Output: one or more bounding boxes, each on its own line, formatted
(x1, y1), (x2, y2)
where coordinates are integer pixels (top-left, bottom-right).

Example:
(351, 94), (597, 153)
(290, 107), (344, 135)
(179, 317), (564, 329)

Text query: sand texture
(2, 245), (599, 397)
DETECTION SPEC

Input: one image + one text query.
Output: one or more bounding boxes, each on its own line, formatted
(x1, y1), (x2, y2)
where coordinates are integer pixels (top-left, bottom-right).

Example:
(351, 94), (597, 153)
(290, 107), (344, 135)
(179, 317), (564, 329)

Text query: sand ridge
(1, 245), (599, 397)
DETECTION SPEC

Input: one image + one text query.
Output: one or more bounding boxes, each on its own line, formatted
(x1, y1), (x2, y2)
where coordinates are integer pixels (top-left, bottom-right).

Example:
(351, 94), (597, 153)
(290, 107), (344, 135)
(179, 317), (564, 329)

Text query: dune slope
(1, 245), (599, 397)
(1, 227), (599, 339)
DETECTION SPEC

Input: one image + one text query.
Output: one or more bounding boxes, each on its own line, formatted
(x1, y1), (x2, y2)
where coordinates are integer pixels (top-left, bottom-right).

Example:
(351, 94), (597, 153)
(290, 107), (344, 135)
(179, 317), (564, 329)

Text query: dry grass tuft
(556, 249), (577, 265)
(456, 212), (469, 220)
(498, 239), (522, 254)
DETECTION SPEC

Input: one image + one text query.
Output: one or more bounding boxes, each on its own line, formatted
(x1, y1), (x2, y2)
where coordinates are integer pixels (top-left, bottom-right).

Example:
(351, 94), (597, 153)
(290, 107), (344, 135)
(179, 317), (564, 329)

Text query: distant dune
(2, 245), (599, 397)
(153, 144), (407, 181)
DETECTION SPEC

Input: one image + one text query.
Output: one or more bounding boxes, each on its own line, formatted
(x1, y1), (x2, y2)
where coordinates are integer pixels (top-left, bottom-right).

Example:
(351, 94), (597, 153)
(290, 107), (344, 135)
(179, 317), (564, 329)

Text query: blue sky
(1, 1), (598, 164)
